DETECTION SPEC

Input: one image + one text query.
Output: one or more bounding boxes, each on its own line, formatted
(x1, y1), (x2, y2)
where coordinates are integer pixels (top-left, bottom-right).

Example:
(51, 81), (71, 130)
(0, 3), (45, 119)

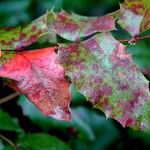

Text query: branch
(0, 92), (19, 105)
(118, 35), (150, 44)
(0, 134), (20, 150)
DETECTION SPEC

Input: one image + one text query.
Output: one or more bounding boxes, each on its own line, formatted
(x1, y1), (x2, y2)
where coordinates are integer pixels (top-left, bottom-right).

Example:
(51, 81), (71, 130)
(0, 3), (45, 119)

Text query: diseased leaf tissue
(0, 0), (150, 132)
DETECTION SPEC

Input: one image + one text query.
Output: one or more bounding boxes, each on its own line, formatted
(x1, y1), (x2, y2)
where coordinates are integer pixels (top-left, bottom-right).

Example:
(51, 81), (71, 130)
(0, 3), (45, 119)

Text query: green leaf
(0, 140), (5, 150)
(71, 107), (120, 150)
(58, 32), (150, 132)
(18, 133), (70, 150)
(17, 95), (72, 131)
(0, 109), (22, 133)
(127, 37), (150, 70)
(142, 0), (150, 6)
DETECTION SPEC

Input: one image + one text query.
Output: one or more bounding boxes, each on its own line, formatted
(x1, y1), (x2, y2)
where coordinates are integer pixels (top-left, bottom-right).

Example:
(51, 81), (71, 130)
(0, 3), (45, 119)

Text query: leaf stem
(118, 34), (150, 44)
(0, 134), (20, 150)
(0, 92), (19, 105)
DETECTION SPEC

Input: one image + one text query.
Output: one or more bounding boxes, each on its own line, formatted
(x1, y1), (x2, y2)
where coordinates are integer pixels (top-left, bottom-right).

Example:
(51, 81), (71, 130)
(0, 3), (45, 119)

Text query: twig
(138, 35), (150, 40)
(0, 134), (20, 150)
(118, 39), (130, 42)
(118, 35), (150, 44)
(0, 92), (19, 105)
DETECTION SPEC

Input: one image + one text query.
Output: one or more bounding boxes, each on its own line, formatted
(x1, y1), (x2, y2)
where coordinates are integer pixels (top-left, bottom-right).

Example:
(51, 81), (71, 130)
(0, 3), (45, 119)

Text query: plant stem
(118, 35), (150, 44)
(0, 92), (19, 105)
(0, 134), (20, 150)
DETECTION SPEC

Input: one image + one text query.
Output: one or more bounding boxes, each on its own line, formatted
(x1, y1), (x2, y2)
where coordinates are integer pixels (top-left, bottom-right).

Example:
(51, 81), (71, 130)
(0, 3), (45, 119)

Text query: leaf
(17, 95), (72, 131)
(0, 140), (4, 150)
(142, 0), (150, 6)
(0, 109), (22, 133)
(117, 4), (143, 37)
(118, 0), (150, 36)
(0, 51), (16, 65)
(0, 10), (115, 50)
(17, 133), (70, 150)
(71, 107), (120, 150)
(126, 37), (150, 77)
(0, 11), (55, 50)
(48, 11), (116, 41)
(0, 47), (71, 121)
(58, 32), (150, 132)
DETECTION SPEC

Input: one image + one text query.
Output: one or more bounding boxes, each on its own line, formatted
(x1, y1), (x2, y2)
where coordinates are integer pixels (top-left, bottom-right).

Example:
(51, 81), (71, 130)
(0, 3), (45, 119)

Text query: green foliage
(0, 109), (22, 133)
(18, 133), (70, 150)
(18, 95), (72, 131)
(71, 107), (120, 149)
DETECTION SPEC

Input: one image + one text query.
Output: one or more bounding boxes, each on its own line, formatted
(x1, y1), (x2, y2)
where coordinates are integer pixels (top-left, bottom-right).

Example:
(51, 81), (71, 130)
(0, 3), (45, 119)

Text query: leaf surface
(18, 133), (70, 150)
(0, 12), (55, 50)
(0, 109), (22, 133)
(58, 32), (150, 132)
(17, 95), (72, 131)
(0, 47), (71, 121)
(49, 11), (115, 41)
(118, 0), (150, 36)
(0, 51), (16, 65)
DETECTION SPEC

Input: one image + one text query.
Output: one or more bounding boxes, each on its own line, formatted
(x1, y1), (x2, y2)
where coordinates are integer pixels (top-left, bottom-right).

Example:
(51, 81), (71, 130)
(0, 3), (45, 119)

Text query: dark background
(0, 0), (150, 150)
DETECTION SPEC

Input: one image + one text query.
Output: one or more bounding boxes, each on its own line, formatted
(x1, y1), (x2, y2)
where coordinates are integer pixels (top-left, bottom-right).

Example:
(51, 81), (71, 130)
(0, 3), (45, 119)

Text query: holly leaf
(0, 47), (71, 121)
(48, 11), (115, 41)
(0, 11), (55, 50)
(0, 10), (115, 50)
(58, 32), (150, 132)
(118, 0), (150, 36)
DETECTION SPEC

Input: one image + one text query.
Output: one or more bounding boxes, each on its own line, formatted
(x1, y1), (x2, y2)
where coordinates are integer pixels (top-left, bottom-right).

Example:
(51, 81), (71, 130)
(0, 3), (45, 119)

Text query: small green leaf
(0, 109), (22, 133)
(18, 133), (70, 150)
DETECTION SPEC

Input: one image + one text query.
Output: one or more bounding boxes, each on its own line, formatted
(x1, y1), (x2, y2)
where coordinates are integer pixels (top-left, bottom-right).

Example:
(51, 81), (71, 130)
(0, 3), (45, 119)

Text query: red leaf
(0, 47), (71, 121)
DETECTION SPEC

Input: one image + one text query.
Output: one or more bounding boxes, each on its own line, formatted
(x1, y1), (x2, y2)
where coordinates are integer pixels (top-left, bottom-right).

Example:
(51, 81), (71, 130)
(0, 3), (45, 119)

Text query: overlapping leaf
(49, 11), (116, 41)
(0, 12), (52, 50)
(0, 10), (116, 51)
(58, 32), (150, 132)
(118, 0), (150, 36)
(0, 47), (71, 121)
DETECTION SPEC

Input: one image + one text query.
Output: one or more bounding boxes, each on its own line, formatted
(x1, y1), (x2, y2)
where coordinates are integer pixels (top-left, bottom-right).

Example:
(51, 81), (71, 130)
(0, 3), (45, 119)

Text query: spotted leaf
(58, 32), (150, 132)
(48, 11), (115, 41)
(118, 0), (150, 36)
(0, 47), (71, 121)
(0, 12), (55, 50)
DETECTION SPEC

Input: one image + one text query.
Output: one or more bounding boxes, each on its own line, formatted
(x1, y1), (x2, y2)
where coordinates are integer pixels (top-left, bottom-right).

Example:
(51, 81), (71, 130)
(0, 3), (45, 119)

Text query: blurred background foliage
(0, 0), (150, 150)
